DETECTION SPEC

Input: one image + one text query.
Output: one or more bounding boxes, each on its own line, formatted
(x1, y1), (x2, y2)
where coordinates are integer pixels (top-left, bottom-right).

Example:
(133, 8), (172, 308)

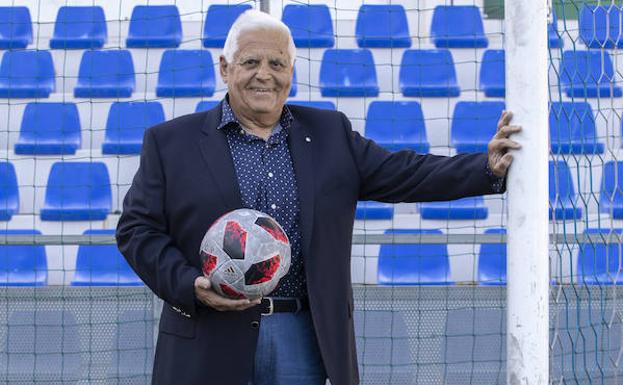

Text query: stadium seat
(560, 50), (622, 98)
(0, 310), (81, 383)
(364, 101), (429, 153)
(49, 6), (106, 49)
(108, 309), (154, 382)
(354, 310), (414, 384)
(480, 50), (505, 97)
(71, 229), (142, 286)
(549, 160), (582, 221)
(281, 4), (334, 48)
(577, 228), (623, 285)
(319, 49), (379, 97)
(202, 4), (252, 48)
(74, 50), (135, 98)
(548, 11), (563, 48)
(0, 230), (46, 286)
(419, 196), (488, 220)
(599, 161), (623, 218)
(0, 51), (55, 98)
(287, 100), (336, 110)
(0, 162), (19, 221)
(0, 6), (32, 49)
(430, 6), (488, 48)
(355, 5), (410, 48)
(355, 201), (394, 220)
(196, 100), (219, 112)
(399, 49), (460, 97)
(477, 228), (506, 285)
(15, 103), (81, 155)
(156, 49), (215, 97)
(451, 101), (505, 153)
(102, 101), (165, 155)
(378, 229), (453, 285)
(289, 68), (297, 97)
(126, 5), (182, 48)
(549, 102), (603, 154)
(41, 162), (112, 221)
(579, 5), (623, 49)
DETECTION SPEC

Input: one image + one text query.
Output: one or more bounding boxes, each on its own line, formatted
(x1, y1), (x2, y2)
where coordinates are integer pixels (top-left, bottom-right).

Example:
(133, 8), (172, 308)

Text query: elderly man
(116, 9), (520, 385)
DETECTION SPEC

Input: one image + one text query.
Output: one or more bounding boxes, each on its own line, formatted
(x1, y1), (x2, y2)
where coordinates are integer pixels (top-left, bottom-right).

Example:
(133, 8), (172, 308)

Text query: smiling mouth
(249, 88), (275, 93)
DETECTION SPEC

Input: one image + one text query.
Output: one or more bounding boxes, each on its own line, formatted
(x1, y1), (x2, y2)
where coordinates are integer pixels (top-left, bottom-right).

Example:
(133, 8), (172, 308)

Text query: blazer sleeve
(340, 112), (501, 203)
(116, 128), (202, 316)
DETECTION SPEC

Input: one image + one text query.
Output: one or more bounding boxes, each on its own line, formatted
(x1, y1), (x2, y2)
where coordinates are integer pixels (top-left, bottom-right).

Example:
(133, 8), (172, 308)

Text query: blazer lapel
(198, 106), (244, 211)
(288, 117), (315, 264)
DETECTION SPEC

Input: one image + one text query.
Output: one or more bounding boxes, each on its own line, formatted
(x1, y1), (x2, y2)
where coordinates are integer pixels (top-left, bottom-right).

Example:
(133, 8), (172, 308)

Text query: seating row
(0, 225), (619, 286)
(0, 4), (560, 50)
(5, 100), (603, 156)
(356, 160), (618, 221)
(0, 47), (619, 99)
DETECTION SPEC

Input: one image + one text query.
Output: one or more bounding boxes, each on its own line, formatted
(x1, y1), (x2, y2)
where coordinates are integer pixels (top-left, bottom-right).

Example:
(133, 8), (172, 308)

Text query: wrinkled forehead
(234, 27), (291, 60)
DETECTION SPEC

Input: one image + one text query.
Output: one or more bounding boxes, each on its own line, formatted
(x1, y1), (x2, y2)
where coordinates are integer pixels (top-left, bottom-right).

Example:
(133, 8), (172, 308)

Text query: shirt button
(239, 129), (244, 135)
(268, 172), (274, 178)
(271, 204), (277, 210)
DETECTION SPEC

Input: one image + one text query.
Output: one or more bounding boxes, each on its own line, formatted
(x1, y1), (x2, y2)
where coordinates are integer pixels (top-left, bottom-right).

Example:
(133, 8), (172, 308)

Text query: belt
(259, 297), (309, 316)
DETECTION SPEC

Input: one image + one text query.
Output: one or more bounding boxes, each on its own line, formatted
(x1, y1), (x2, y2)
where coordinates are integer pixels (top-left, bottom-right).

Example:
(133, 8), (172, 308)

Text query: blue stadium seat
(549, 102), (603, 154)
(196, 100), (219, 112)
(319, 49), (379, 97)
(0, 6), (32, 49)
(600, 161), (623, 218)
(71, 229), (142, 286)
(378, 229), (453, 285)
(577, 228), (623, 285)
(102, 101), (165, 155)
(109, 310), (154, 382)
(0, 51), (55, 98)
(579, 5), (623, 49)
(126, 5), (182, 48)
(0, 310), (81, 383)
(419, 196), (488, 220)
(480, 50), (505, 97)
(282, 4), (334, 48)
(364, 101), (429, 153)
(289, 68), (297, 97)
(49, 6), (106, 49)
(41, 162), (111, 221)
(287, 100), (336, 110)
(0, 162), (19, 221)
(202, 4), (252, 48)
(354, 310), (414, 384)
(549, 160), (581, 221)
(355, 5), (410, 48)
(355, 201), (394, 220)
(430, 6), (488, 48)
(156, 49), (215, 97)
(74, 50), (135, 98)
(478, 228), (506, 285)
(451, 101), (505, 153)
(15, 103), (81, 155)
(400, 49), (460, 97)
(560, 50), (622, 98)
(549, 11), (563, 48)
(0, 230), (46, 286)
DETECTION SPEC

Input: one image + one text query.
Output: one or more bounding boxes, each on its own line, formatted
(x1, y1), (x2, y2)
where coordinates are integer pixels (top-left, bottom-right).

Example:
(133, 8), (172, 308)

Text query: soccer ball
(199, 208), (291, 300)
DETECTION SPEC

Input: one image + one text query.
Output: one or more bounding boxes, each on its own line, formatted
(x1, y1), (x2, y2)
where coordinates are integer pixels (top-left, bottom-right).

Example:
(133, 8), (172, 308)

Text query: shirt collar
(216, 96), (294, 133)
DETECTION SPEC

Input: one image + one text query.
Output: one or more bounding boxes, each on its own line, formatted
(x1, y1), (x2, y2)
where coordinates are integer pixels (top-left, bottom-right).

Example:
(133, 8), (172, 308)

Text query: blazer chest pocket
(159, 305), (197, 339)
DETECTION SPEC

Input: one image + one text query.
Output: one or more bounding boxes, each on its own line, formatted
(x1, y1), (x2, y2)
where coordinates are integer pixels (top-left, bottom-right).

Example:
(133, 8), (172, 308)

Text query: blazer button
(251, 320), (260, 329)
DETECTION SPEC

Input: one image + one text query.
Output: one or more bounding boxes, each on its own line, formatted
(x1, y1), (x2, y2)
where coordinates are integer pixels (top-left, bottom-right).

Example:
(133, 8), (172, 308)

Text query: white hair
(222, 9), (296, 67)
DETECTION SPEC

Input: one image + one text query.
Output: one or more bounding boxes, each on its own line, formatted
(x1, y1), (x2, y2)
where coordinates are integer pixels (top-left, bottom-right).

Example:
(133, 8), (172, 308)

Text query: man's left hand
(488, 111), (522, 177)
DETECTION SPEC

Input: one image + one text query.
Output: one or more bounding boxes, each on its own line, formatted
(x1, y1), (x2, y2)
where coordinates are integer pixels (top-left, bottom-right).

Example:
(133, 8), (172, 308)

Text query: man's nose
(255, 61), (272, 80)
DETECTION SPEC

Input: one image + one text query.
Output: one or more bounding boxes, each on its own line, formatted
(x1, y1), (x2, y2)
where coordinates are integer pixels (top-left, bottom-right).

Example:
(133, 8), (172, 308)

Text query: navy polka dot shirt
(217, 98), (307, 299)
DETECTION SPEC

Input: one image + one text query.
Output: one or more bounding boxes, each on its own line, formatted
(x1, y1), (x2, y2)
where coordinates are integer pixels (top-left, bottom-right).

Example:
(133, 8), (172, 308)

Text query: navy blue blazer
(116, 102), (499, 385)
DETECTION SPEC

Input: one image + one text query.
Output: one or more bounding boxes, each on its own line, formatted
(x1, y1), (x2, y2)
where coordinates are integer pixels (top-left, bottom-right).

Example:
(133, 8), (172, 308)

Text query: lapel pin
(305, 137), (312, 143)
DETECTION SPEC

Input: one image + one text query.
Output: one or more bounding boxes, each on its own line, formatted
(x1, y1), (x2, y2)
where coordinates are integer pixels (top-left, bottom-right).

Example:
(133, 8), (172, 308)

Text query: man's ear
(219, 55), (229, 84)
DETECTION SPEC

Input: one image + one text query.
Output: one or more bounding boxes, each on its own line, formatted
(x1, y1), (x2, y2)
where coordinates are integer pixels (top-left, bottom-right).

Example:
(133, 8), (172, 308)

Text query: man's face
(220, 28), (293, 117)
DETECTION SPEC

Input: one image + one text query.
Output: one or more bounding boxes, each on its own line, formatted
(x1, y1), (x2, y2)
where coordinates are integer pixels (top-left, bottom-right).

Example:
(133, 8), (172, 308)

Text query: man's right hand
(194, 276), (261, 311)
